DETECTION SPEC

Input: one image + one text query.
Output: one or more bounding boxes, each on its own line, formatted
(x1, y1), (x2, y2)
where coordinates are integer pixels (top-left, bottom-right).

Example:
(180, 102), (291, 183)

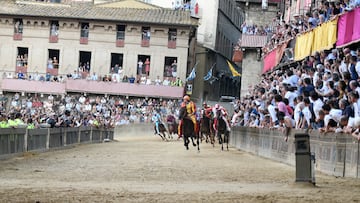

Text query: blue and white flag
(203, 63), (216, 81)
(186, 61), (199, 82)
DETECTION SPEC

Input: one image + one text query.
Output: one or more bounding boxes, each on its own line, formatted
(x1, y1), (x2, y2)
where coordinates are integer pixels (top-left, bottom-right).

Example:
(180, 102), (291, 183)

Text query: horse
(166, 114), (178, 139)
(215, 109), (230, 151)
(199, 116), (215, 146)
(178, 106), (200, 151)
(154, 122), (169, 141)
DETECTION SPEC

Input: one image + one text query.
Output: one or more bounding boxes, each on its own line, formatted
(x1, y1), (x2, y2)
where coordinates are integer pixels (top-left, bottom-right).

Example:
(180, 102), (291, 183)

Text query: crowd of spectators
(253, 0), (360, 56)
(0, 92), (181, 129)
(232, 46), (360, 140)
(3, 68), (184, 87)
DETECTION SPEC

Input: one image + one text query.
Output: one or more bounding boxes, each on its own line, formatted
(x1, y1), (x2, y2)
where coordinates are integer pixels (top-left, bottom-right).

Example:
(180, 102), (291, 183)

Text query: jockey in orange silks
(178, 95), (198, 137)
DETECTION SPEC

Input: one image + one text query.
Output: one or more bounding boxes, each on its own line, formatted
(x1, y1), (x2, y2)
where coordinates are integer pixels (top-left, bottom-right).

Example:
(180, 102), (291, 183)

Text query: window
(137, 55), (150, 76)
(80, 23), (89, 38)
(48, 49), (59, 69)
(163, 57), (177, 78)
(79, 51), (91, 76)
(116, 25), (125, 47)
(110, 53), (124, 73)
(141, 27), (150, 40)
(13, 18), (23, 40)
(47, 49), (60, 75)
(14, 19), (23, 34)
(168, 28), (177, 48)
(50, 20), (59, 36)
(16, 47), (28, 73)
(116, 25), (125, 40)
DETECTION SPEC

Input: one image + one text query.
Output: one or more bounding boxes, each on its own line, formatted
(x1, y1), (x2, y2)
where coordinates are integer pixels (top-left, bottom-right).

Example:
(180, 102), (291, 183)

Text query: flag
(226, 60), (241, 77)
(186, 61), (199, 82)
(203, 63), (216, 81)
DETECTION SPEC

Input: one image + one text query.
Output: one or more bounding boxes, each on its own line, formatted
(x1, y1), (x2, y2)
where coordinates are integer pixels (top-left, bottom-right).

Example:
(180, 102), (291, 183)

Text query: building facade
(0, 0), (198, 98)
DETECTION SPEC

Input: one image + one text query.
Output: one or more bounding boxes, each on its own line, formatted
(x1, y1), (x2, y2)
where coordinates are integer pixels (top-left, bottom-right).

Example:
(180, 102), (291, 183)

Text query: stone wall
(240, 50), (262, 97)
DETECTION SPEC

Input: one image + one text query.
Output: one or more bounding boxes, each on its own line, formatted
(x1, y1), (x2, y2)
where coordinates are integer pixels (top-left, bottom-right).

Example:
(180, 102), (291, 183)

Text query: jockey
(212, 104), (231, 131)
(178, 95), (198, 137)
(201, 102), (213, 119)
(151, 110), (162, 135)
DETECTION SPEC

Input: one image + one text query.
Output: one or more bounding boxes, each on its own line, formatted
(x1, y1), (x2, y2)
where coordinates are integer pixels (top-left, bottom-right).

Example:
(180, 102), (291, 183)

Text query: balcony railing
(0, 78), (184, 99)
(13, 33), (22, 40)
(80, 37), (88, 44)
(46, 68), (58, 76)
(49, 35), (58, 43)
(116, 39), (124, 47)
(168, 40), (176, 49)
(141, 39), (150, 47)
(15, 66), (27, 74)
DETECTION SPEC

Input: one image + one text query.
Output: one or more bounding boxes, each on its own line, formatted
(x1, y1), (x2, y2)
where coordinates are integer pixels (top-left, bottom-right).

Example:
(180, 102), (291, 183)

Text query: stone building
(184, 0), (244, 102)
(235, 0), (280, 97)
(0, 0), (198, 98)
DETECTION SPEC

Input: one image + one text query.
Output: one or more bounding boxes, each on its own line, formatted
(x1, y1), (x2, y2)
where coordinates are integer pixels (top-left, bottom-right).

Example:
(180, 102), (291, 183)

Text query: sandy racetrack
(1, 131), (360, 203)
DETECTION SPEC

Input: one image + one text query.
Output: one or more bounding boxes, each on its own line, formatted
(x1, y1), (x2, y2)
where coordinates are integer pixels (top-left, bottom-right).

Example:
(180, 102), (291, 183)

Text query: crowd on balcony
(261, 0), (360, 56)
(233, 46), (360, 140)
(0, 92), (181, 129)
(6, 64), (184, 87)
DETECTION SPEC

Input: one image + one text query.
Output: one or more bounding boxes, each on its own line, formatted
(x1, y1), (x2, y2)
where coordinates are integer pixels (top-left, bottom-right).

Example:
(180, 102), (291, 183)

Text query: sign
(186, 84), (193, 95)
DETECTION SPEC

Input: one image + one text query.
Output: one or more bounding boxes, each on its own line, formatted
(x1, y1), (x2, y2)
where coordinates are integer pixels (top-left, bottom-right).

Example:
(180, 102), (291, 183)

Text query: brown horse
(166, 114), (177, 139)
(199, 116), (215, 146)
(215, 109), (230, 151)
(178, 106), (200, 151)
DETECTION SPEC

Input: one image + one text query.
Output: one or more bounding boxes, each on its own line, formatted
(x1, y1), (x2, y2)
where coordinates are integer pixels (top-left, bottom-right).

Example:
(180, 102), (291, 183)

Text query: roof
(97, 0), (163, 9)
(0, 0), (198, 26)
(240, 35), (268, 48)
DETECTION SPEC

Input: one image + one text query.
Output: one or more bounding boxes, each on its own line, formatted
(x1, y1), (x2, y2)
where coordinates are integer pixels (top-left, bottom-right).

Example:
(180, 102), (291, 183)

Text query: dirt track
(1, 131), (360, 203)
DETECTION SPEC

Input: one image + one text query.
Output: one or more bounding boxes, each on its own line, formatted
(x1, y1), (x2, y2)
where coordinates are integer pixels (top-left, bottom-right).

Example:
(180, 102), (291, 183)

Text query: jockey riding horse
(178, 95), (200, 151)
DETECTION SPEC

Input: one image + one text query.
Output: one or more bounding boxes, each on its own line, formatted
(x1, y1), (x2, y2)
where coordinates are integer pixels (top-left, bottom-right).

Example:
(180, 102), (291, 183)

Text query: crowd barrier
(0, 127), (114, 158)
(230, 127), (360, 178)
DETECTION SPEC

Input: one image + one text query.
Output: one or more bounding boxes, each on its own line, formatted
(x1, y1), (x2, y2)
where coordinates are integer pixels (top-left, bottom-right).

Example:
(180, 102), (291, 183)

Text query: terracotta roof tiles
(0, 1), (198, 26)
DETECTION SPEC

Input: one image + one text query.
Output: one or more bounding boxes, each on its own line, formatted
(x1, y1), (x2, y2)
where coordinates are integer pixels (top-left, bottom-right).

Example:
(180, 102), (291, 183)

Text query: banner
(336, 9), (355, 47)
(352, 7), (360, 43)
(312, 17), (337, 55)
(294, 30), (314, 61)
(263, 49), (276, 73)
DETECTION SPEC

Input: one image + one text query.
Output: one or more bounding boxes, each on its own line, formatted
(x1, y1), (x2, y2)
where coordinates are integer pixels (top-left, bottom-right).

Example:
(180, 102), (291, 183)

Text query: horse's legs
(225, 131), (229, 151)
(197, 133), (200, 152)
(190, 136), (196, 147)
(183, 134), (189, 150)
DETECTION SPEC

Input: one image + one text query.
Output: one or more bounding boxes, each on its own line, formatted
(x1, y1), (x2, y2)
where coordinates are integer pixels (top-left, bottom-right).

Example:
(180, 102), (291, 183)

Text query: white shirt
(267, 104), (278, 124)
(302, 106), (312, 127)
(312, 98), (324, 120)
(284, 91), (298, 108)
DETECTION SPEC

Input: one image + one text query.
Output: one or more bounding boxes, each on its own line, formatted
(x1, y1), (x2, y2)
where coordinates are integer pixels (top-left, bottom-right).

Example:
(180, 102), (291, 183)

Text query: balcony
(116, 39), (124, 47)
(80, 37), (88, 44)
(141, 39), (150, 47)
(1, 79), (184, 99)
(168, 40), (176, 49)
(49, 35), (58, 43)
(13, 33), (22, 40)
